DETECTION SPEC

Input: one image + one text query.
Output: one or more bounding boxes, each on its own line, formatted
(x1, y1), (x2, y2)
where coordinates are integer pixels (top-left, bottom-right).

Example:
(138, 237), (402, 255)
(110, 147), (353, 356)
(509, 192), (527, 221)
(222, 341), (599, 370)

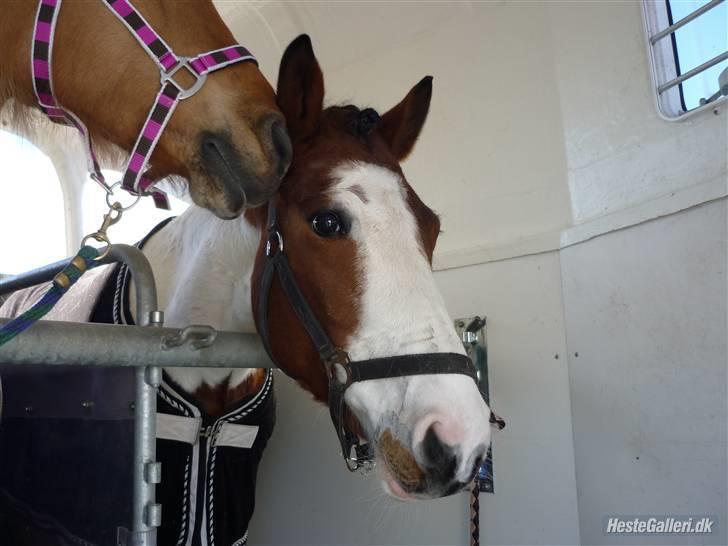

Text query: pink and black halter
(31, 0), (258, 209)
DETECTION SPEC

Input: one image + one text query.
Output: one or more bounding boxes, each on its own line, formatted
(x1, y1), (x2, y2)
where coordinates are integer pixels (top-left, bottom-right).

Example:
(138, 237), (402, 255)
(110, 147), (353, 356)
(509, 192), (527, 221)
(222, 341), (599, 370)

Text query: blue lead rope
(0, 246), (100, 347)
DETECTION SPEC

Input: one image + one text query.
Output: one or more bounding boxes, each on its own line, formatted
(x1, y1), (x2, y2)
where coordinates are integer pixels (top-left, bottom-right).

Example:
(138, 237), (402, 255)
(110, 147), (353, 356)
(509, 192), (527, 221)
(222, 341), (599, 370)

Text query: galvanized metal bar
(132, 364), (161, 546)
(0, 245), (272, 545)
(650, 0), (724, 44)
(109, 245), (157, 326)
(133, 278), (159, 546)
(658, 50), (728, 93)
(0, 319), (273, 368)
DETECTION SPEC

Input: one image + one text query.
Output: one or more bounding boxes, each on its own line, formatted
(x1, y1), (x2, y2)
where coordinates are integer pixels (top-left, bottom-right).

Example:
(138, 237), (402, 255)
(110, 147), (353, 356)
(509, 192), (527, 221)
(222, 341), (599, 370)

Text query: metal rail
(0, 245), (271, 546)
(658, 51), (728, 94)
(650, 0), (724, 44)
(0, 319), (272, 369)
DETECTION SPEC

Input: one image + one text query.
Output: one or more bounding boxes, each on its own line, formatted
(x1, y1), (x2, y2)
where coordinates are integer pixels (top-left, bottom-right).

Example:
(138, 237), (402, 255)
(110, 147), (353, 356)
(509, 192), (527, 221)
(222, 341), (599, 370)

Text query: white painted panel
(561, 200), (727, 545)
(436, 253), (580, 545)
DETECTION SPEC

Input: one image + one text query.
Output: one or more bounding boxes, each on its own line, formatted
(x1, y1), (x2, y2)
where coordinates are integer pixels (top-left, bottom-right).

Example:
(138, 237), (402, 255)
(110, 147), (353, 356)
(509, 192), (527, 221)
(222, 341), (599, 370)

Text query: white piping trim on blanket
(160, 380), (200, 546)
(231, 531), (248, 546)
(176, 455), (191, 546)
(113, 263), (130, 326)
(206, 371), (273, 546)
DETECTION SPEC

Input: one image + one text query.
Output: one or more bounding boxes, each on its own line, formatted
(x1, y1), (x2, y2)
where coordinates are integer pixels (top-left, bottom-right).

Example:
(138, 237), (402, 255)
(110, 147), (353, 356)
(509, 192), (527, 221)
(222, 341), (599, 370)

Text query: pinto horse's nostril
(421, 425), (458, 487)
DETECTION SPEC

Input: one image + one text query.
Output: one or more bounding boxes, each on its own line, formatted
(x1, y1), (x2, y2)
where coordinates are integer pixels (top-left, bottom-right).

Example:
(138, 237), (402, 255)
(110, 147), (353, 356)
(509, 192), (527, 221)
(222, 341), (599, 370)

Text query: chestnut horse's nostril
(199, 131), (248, 211)
(268, 117), (292, 177)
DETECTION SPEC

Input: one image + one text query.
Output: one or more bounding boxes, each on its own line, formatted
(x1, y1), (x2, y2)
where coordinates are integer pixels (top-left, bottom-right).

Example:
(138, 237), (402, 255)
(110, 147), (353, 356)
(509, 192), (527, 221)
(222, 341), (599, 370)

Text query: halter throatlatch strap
(32, 0), (257, 209)
(256, 201), (479, 471)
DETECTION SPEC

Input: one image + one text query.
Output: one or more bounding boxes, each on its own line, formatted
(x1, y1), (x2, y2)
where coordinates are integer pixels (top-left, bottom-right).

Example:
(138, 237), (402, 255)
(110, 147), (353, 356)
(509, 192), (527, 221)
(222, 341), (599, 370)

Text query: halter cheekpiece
(256, 200), (479, 472)
(31, 0), (258, 209)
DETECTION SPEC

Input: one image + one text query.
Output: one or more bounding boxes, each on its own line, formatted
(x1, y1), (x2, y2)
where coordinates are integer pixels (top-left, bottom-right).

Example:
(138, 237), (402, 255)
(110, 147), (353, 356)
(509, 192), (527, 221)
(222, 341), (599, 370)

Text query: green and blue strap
(0, 246), (100, 347)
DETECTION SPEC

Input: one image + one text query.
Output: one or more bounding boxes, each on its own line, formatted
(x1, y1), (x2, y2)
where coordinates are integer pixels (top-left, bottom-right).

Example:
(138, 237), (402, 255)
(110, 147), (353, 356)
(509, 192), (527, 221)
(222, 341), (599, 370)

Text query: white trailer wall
(217, 1), (728, 545)
(1, 0), (723, 543)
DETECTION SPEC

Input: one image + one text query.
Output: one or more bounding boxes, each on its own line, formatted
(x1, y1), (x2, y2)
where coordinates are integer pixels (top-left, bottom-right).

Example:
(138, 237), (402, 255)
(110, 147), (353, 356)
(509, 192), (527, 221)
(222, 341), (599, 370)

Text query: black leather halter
(256, 200), (478, 472)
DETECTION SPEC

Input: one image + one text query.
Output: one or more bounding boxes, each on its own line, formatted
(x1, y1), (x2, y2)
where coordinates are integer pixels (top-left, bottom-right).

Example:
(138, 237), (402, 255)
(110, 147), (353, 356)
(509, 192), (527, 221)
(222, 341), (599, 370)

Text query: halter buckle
(324, 348), (352, 386)
(162, 58), (207, 100)
(344, 443), (376, 474)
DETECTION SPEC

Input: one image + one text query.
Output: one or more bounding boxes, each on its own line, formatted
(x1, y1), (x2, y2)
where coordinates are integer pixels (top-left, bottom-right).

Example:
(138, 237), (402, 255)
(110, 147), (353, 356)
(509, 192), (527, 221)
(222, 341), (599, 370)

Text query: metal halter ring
(105, 181), (142, 212)
(161, 58), (208, 100)
(265, 230), (284, 257)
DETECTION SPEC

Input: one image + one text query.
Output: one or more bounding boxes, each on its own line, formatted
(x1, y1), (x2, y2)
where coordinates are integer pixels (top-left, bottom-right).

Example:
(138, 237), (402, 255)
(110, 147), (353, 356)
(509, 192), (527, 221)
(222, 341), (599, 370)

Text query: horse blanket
(0, 221), (275, 546)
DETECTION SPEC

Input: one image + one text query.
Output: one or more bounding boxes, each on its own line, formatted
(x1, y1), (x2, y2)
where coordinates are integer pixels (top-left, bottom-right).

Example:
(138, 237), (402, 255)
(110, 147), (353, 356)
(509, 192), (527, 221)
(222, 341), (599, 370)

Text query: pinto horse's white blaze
(330, 162), (492, 494)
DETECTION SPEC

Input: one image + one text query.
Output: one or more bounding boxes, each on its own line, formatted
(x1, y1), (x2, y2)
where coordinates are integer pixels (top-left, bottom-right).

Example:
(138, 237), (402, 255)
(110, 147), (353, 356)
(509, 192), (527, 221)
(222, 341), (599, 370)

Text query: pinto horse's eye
(311, 211), (346, 238)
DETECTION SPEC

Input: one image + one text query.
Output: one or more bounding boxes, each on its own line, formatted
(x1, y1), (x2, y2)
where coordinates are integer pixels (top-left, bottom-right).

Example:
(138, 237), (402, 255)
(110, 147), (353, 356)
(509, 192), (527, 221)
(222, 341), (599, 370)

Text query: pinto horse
(137, 34), (492, 500)
(0, 0), (291, 217)
(0, 35), (493, 544)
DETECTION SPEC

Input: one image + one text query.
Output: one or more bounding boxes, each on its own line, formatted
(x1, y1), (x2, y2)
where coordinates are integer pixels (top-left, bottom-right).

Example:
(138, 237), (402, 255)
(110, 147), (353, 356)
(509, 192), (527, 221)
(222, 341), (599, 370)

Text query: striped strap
(102, 0), (179, 71)
(32, 0), (110, 193)
(189, 46), (257, 76)
(121, 83), (179, 203)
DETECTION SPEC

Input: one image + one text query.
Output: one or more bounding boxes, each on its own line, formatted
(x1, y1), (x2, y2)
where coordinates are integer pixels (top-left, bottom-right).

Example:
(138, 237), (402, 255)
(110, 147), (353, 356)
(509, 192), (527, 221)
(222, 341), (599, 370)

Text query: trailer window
(0, 131), (67, 274)
(82, 174), (189, 245)
(643, 0), (728, 119)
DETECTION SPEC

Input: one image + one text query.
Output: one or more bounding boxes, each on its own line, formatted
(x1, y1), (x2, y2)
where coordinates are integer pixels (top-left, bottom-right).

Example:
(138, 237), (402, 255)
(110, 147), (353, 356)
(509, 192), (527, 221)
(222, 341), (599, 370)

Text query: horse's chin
(379, 468), (417, 502)
(187, 171), (276, 219)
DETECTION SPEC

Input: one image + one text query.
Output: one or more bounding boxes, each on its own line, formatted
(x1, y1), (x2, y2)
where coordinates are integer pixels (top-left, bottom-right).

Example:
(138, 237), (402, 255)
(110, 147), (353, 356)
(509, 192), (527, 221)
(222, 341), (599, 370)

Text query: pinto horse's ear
(379, 76), (433, 161)
(277, 35), (324, 139)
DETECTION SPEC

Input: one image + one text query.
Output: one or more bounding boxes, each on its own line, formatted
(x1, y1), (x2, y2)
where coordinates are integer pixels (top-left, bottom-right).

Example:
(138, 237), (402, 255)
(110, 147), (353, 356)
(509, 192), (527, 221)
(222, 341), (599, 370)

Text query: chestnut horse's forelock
(247, 104), (442, 405)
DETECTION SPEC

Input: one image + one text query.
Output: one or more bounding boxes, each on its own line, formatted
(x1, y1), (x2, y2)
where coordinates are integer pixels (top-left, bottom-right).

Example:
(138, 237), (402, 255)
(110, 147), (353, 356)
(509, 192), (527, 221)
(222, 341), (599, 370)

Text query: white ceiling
(213, 1), (473, 83)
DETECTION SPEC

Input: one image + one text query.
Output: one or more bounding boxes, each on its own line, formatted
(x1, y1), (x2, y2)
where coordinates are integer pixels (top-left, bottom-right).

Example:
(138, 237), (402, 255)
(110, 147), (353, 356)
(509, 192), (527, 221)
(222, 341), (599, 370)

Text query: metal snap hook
(81, 202), (124, 260)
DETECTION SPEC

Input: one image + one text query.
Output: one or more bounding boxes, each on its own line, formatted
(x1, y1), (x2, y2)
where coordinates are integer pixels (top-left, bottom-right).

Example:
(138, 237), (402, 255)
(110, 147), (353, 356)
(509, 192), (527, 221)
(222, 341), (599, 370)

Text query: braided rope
(0, 246), (99, 347)
(470, 483), (480, 546)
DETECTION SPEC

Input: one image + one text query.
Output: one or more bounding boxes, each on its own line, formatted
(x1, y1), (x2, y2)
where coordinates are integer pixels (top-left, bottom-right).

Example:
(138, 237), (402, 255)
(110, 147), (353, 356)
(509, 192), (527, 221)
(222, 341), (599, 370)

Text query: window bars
(642, 0), (728, 119)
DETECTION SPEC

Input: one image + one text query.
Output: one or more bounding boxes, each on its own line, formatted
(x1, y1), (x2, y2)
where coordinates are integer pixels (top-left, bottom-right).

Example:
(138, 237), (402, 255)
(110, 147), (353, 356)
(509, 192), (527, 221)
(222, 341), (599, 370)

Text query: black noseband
(256, 200), (478, 472)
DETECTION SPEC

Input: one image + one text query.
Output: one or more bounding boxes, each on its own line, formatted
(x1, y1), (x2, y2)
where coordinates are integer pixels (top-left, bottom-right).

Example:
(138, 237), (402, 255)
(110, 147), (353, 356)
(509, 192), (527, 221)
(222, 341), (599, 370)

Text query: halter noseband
(256, 200), (478, 472)
(32, 0), (258, 209)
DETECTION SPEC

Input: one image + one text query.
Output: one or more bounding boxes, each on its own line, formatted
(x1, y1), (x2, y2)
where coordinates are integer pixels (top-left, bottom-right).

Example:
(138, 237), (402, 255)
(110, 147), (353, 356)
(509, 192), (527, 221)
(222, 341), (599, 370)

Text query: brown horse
(139, 34), (492, 501)
(0, 0), (291, 217)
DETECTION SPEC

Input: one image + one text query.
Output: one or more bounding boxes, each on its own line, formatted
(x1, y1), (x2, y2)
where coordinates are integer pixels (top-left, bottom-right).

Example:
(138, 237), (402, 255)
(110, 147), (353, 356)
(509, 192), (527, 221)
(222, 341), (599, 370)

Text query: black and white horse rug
(0, 223), (275, 546)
